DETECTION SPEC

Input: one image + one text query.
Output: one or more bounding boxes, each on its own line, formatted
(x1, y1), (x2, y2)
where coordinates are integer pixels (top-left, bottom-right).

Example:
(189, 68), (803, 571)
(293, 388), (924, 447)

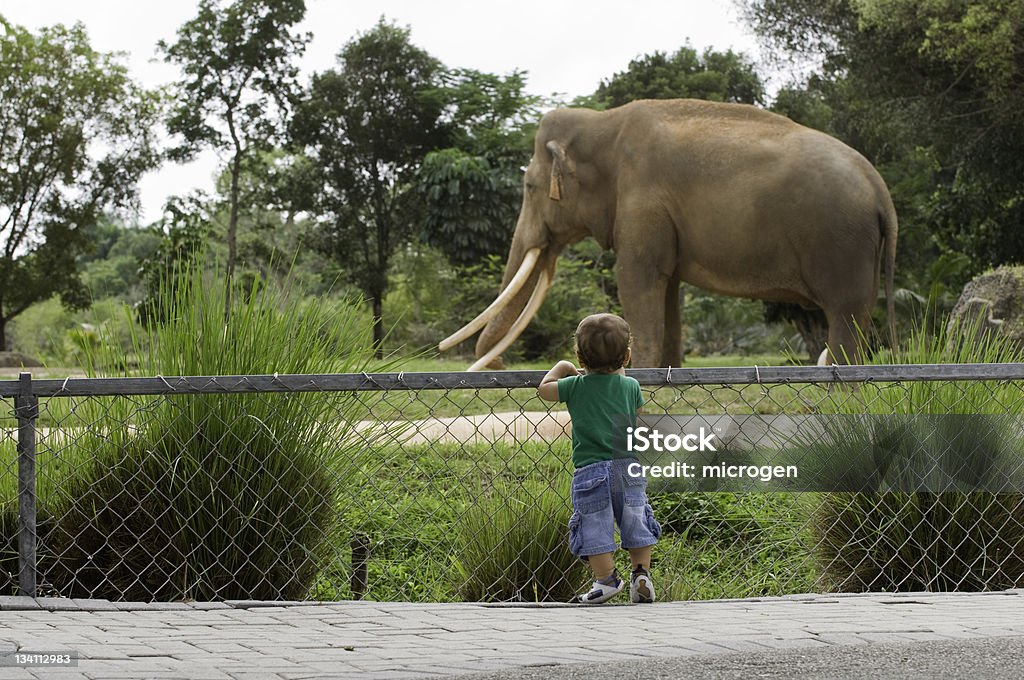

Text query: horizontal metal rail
(2, 363), (1024, 397)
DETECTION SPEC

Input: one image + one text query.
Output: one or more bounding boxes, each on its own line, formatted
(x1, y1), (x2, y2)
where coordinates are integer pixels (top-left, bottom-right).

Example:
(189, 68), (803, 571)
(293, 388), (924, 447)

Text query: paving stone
(0, 590), (1020, 677)
(32, 598), (79, 611)
(0, 597), (39, 611)
(70, 601), (118, 612)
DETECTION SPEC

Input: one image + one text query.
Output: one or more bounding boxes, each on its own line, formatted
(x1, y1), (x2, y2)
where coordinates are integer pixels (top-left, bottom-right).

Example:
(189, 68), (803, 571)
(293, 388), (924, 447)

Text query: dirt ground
(2, 369), (571, 446)
(355, 410), (572, 445)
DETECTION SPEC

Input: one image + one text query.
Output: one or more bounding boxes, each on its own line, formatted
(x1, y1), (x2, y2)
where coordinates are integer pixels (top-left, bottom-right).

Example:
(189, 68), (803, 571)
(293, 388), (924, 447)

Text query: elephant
(440, 99), (897, 369)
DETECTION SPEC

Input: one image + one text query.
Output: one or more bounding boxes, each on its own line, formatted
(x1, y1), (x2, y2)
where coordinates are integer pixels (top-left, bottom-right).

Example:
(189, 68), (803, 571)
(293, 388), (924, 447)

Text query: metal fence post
(351, 532), (370, 600)
(15, 372), (38, 598)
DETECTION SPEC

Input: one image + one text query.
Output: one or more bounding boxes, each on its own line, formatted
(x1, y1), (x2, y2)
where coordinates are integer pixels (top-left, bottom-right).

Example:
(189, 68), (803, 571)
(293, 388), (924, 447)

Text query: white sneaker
(571, 575), (624, 604)
(630, 570), (656, 603)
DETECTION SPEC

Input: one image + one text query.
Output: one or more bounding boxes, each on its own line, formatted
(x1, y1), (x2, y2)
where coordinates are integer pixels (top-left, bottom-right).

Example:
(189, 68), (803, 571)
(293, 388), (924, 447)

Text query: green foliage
(594, 44), (765, 108)
(769, 81), (835, 133)
(33, 260), (386, 600)
(137, 193), (213, 325)
(418, 69), (541, 266)
(814, 491), (1024, 592)
(160, 0), (309, 286)
(454, 479), (586, 602)
(9, 296), (140, 369)
(417, 149), (520, 266)
(0, 16), (161, 349)
(8, 298), (76, 365)
(383, 245), (460, 353)
(440, 69), (540, 159)
(656, 494), (814, 600)
(683, 287), (792, 357)
(745, 0), (1024, 277)
(160, 0), (308, 158)
(812, 315), (1024, 592)
(77, 219), (162, 302)
(291, 18), (448, 353)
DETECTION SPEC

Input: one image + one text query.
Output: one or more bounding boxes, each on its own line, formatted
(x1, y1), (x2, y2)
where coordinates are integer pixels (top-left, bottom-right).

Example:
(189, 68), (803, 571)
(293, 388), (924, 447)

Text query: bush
(386, 241), (618, 362)
(454, 479), (586, 602)
(30, 260), (386, 601)
(812, 315), (1024, 592)
(683, 287), (792, 357)
(814, 492), (1024, 592)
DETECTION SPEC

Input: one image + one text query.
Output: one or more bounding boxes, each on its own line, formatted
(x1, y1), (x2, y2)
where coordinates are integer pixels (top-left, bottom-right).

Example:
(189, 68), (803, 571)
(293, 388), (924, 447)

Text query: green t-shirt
(557, 373), (644, 468)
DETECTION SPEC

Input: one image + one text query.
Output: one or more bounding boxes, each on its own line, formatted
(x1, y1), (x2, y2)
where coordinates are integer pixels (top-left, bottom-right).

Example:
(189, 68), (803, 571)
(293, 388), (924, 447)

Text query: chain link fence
(3, 365), (1024, 603)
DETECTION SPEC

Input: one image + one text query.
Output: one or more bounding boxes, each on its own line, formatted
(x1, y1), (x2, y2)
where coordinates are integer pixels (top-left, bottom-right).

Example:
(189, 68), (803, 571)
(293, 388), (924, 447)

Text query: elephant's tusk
(438, 247), (542, 352)
(467, 269), (551, 371)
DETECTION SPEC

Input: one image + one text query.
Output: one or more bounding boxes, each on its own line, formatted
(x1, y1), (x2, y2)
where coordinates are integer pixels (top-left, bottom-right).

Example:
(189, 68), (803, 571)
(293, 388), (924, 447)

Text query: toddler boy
(538, 313), (661, 604)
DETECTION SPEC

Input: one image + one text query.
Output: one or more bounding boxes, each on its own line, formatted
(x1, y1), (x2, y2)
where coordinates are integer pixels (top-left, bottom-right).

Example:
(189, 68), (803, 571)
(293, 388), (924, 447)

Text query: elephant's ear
(546, 140), (569, 201)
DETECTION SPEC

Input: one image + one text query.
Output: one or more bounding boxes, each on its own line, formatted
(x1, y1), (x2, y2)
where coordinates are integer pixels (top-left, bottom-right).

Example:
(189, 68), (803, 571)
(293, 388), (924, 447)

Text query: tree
(742, 0), (1024, 279)
(159, 0), (309, 314)
(0, 17), (161, 349)
(418, 69), (542, 266)
(137, 193), (214, 325)
(594, 45), (765, 108)
(291, 19), (449, 356)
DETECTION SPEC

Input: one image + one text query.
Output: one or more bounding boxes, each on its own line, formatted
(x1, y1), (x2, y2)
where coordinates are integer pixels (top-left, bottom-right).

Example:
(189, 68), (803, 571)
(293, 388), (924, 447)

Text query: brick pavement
(0, 590), (1021, 679)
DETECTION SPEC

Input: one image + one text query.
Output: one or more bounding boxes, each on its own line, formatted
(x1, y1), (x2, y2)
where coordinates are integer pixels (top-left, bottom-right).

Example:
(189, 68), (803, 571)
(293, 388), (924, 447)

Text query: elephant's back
(616, 101), (882, 196)
(614, 98), (799, 137)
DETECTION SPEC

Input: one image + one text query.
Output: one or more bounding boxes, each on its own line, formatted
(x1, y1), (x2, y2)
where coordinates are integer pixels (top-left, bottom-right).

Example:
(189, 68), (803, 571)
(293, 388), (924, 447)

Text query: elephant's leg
(825, 308), (871, 364)
(617, 254), (673, 368)
(662, 273), (682, 367)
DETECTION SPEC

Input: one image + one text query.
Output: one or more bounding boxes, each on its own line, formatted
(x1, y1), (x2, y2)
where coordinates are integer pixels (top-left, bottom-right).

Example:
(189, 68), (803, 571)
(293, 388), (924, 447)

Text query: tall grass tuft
(454, 479), (586, 602)
(40, 261), (387, 601)
(812, 314), (1024, 592)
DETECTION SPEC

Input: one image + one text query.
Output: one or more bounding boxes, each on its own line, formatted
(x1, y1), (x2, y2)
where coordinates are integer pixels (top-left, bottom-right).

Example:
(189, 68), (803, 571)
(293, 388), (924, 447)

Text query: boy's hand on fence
(538, 360), (580, 401)
(554, 360), (582, 379)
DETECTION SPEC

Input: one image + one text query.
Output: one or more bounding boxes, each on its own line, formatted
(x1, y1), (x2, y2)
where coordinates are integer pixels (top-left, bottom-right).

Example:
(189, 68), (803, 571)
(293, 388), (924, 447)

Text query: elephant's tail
(881, 198), (898, 348)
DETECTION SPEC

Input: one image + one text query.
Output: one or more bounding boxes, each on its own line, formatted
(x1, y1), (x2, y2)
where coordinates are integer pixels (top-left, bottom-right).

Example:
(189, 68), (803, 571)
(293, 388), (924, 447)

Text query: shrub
(393, 241), (619, 363)
(454, 479), (586, 602)
(35, 261), (387, 601)
(812, 315), (1024, 592)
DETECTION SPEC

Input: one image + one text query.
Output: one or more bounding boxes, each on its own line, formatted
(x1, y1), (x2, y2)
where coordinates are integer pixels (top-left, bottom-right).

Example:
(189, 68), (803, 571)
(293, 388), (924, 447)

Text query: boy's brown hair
(574, 313), (632, 373)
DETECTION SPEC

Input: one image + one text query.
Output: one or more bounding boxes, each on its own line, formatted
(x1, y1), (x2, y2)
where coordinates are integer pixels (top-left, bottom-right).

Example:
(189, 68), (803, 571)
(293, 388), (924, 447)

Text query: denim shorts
(568, 458), (662, 559)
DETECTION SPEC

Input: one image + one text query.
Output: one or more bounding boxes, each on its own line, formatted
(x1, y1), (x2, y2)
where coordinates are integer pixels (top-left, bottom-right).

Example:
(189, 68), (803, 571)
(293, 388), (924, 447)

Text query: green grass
(2, 260), (398, 600)
(810, 315), (1024, 593)
(307, 438), (815, 603)
(0, 345), (847, 601)
(5, 426), (815, 601)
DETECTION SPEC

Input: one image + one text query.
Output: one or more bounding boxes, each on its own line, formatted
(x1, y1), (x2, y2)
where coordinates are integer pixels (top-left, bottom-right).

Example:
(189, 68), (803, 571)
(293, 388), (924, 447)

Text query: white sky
(2, 0), (764, 224)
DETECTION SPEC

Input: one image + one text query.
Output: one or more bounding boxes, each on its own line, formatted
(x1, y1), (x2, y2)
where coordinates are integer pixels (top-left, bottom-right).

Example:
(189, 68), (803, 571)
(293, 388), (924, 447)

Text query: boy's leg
(612, 459), (660, 603)
(588, 552), (616, 581)
(569, 462), (621, 603)
(572, 551), (623, 604)
(628, 546), (655, 603)
(627, 545), (651, 572)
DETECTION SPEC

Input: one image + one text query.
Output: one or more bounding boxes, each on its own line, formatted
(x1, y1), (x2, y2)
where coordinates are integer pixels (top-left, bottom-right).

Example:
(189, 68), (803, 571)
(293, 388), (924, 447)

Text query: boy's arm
(538, 360), (581, 402)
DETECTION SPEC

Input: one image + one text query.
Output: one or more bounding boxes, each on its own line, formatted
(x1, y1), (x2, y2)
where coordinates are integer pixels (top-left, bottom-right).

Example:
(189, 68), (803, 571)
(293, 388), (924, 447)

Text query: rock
(0, 351), (43, 368)
(947, 266), (1024, 355)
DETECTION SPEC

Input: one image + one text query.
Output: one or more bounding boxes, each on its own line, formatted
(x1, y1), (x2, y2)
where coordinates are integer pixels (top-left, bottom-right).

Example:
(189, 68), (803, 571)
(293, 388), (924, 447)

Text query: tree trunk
(224, 150), (242, 321)
(372, 294), (384, 360)
(0, 317), (6, 352)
